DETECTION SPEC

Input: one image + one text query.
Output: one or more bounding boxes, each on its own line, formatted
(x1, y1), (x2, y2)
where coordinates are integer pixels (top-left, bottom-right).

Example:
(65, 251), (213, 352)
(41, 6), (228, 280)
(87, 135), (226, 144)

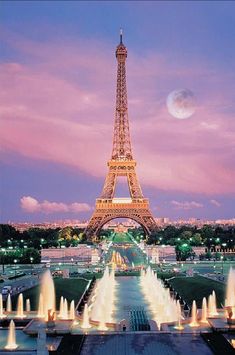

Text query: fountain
(69, 300), (75, 320)
(174, 300), (184, 330)
(0, 294), (6, 318)
(91, 266), (116, 325)
(5, 320), (18, 350)
(109, 251), (127, 268)
(212, 291), (218, 315)
(58, 298), (69, 320)
(208, 291), (218, 317)
(59, 296), (64, 318)
(26, 299), (31, 312)
(140, 267), (178, 327)
(226, 268), (235, 324)
(62, 299), (68, 320)
(81, 303), (91, 329)
(98, 317), (108, 331)
(200, 297), (208, 324)
(40, 270), (55, 321)
(6, 294), (12, 312)
(16, 293), (26, 318)
(54, 297), (72, 320)
(38, 293), (45, 318)
(189, 300), (199, 327)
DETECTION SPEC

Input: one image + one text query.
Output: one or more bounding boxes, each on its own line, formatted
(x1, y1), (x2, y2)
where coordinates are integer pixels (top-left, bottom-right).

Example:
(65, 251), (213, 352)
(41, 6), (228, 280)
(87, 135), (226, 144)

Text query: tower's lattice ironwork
(85, 31), (157, 239)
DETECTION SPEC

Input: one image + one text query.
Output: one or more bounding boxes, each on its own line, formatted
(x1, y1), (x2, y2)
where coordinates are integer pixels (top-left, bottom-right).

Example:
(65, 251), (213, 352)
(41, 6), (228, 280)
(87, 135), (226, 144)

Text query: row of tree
(0, 248), (41, 266)
(0, 224), (235, 253)
(0, 225), (87, 250)
(139, 225), (235, 249)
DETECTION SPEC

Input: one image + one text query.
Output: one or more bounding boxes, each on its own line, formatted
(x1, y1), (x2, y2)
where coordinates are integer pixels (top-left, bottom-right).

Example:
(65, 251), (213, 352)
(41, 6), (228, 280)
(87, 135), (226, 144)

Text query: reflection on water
(0, 330), (36, 350)
(112, 276), (153, 322)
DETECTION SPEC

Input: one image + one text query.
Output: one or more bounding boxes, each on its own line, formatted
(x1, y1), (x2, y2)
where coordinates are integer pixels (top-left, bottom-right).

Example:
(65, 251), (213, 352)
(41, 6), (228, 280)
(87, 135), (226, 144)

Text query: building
(41, 245), (101, 264)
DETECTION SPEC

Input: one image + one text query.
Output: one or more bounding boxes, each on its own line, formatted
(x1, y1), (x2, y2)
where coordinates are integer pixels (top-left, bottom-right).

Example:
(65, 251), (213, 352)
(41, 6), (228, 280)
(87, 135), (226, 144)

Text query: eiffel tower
(85, 31), (157, 240)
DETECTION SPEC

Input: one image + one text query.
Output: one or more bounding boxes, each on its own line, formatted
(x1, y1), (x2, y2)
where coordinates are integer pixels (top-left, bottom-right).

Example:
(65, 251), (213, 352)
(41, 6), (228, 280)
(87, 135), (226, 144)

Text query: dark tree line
(144, 225), (235, 249)
(0, 225), (89, 265)
(0, 225), (86, 250)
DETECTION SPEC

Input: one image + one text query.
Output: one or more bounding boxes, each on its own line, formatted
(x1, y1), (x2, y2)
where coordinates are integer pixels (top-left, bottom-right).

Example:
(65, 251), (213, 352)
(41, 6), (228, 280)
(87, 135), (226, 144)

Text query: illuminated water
(201, 297), (208, 324)
(40, 270), (56, 320)
(5, 320), (18, 350)
(112, 276), (150, 322)
(226, 268), (235, 318)
(189, 301), (199, 327)
(16, 293), (25, 318)
(81, 303), (91, 329)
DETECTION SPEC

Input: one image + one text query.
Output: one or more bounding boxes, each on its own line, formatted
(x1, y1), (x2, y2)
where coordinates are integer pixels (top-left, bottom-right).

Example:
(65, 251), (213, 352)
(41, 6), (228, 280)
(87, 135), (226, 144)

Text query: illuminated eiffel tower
(86, 31), (157, 240)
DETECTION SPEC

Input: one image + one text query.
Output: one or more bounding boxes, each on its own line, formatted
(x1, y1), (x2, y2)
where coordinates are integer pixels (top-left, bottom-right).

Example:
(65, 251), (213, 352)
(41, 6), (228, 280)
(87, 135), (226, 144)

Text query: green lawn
(112, 232), (133, 243)
(157, 271), (178, 280)
(12, 278), (89, 310)
(169, 275), (225, 308)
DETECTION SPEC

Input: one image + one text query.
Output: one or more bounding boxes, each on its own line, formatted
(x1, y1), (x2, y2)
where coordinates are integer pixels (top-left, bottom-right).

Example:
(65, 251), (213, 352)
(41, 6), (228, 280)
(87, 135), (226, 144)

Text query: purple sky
(0, 1), (235, 222)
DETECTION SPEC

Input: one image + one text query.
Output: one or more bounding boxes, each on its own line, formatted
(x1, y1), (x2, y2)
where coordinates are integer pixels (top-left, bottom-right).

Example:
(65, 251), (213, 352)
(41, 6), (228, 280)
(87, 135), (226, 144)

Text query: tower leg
(85, 205), (157, 240)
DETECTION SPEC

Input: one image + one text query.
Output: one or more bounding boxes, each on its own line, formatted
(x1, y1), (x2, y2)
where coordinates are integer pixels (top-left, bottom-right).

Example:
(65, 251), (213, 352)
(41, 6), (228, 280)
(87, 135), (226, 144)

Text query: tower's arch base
(85, 199), (157, 241)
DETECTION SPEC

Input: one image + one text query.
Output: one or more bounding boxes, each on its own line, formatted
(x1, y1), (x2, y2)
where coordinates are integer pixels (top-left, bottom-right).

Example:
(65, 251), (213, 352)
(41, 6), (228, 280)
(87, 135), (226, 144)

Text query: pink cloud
(70, 203), (92, 213)
(0, 33), (235, 195)
(171, 200), (203, 210)
(20, 196), (91, 214)
(210, 199), (221, 207)
(20, 196), (40, 213)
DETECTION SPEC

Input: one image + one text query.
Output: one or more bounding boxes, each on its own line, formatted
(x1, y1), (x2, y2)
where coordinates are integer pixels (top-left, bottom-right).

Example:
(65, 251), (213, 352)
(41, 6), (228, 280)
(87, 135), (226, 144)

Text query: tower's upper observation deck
(116, 29), (127, 62)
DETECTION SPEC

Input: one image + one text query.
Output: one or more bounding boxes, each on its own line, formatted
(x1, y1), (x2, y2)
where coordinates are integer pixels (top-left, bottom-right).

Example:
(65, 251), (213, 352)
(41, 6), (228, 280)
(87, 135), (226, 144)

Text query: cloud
(0, 32), (235, 195)
(70, 203), (93, 213)
(210, 199), (221, 207)
(171, 200), (203, 210)
(20, 196), (40, 213)
(20, 196), (91, 214)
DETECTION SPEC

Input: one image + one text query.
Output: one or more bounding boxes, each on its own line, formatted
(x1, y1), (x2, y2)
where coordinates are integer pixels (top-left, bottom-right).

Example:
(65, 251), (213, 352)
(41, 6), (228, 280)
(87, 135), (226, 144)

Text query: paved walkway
(80, 333), (213, 355)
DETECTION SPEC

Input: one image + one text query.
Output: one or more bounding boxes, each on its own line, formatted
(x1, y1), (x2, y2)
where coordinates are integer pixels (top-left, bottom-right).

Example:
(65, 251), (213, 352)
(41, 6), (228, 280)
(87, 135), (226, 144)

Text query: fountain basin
(0, 328), (62, 352)
(167, 322), (211, 333)
(24, 319), (73, 336)
(227, 318), (235, 325)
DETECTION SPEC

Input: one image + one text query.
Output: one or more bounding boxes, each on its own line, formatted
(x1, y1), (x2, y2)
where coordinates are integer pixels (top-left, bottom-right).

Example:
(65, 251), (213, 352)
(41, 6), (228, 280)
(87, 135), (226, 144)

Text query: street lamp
(30, 257), (34, 273)
(1, 248), (6, 274)
(71, 258), (74, 273)
(161, 244), (166, 261)
(221, 242), (227, 275)
(221, 256), (224, 275)
(13, 259), (17, 278)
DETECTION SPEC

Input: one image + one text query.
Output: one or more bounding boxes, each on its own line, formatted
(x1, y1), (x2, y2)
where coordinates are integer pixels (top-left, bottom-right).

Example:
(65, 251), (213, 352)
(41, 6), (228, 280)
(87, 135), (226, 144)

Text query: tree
(164, 226), (178, 240)
(20, 248), (41, 264)
(213, 252), (221, 261)
(205, 251), (212, 260)
(175, 243), (194, 261)
(179, 231), (192, 242)
(192, 233), (202, 246)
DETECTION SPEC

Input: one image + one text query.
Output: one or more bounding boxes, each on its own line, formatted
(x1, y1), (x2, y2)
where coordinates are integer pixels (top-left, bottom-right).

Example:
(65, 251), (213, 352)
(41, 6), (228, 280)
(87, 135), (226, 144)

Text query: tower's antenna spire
(120, 28), (123, 44)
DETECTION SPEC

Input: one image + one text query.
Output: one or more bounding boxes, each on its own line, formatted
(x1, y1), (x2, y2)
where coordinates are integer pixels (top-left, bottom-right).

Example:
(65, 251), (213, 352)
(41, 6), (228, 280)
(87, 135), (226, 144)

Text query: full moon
(166, 89), (195, 119)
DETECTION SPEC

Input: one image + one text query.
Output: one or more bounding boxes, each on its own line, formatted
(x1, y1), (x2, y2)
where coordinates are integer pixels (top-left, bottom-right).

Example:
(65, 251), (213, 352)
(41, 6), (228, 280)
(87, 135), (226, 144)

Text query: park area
(112, 233), (133, 243)
(11, 267), (227, 314)
(12, 277), (89, 310)
(169, 275), (225, 307)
